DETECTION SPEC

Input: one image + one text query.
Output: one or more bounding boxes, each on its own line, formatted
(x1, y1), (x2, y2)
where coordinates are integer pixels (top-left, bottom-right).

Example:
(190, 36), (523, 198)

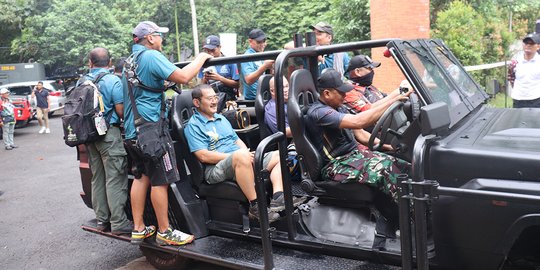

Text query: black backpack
(62, 73), (109, 147)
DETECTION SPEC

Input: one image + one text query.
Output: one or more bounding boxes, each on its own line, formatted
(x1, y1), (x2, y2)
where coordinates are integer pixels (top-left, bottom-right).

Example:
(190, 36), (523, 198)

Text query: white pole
(189, 0), (199, 55)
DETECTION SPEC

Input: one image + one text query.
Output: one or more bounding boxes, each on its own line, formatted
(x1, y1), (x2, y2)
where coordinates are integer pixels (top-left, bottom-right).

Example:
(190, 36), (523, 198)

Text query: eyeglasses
(150, 32), (163, 38)
(203, 48), (216, 53)
(256, 39), (267, 44)
(199, 95), (219, 102)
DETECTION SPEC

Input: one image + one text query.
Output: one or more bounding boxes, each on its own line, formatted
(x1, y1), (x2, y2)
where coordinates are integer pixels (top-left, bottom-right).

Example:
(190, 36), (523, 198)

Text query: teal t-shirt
(123, 44), (178, 140)
(240, 47), (263, 100)
(184, 110), (240, 154)
(85, 68), (123, 125)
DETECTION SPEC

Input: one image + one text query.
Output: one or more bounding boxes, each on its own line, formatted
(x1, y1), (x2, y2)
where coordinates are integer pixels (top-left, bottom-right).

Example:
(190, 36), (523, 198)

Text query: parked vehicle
(11, 98), (34, 128)
(1, 80), (66, 116)
(77, 38), (540, 270)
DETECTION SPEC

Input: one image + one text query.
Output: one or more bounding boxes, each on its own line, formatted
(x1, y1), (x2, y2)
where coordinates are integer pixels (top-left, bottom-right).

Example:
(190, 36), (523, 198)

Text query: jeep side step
(82, 223), (397, 270)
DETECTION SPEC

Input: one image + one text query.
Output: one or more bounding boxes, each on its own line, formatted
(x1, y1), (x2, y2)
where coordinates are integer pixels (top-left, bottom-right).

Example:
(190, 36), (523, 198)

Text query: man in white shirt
(510, 33), (540, 108)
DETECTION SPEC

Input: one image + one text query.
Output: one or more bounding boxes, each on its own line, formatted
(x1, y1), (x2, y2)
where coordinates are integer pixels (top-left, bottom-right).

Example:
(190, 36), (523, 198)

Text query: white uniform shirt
(512, 53), (540, 100)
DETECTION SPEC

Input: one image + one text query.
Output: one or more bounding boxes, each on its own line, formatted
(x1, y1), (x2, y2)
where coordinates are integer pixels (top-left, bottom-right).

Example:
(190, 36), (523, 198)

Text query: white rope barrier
(464, 61), (508, 71)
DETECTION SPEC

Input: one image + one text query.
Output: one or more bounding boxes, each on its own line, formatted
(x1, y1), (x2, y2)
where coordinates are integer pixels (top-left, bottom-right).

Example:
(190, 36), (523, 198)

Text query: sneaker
(38, 127), (46, 134)
(10, 144), (18, 148)
(249, 204), (280, 223)
(269, 194), (306, 212)
(45, 128), (50, 134)
(131, 225), (156, 245)
(156, 227), (195, 246)
(5, 146), (13, 150)
(111, 221), (134, 235)
(96, 220), (110, 232)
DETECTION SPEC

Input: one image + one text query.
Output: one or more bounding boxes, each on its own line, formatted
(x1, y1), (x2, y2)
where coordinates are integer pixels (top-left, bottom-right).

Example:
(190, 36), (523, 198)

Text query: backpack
(62, 73), (109, 147)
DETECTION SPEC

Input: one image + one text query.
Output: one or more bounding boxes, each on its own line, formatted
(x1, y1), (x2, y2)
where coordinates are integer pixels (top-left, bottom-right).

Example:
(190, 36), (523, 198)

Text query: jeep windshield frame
(388, 39), (488, 127)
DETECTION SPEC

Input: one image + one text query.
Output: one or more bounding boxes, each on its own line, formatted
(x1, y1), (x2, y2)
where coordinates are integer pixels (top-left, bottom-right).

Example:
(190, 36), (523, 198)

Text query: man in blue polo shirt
(123, 21), (212, 246)
(184, 84), (286, 223)
(240, 29), (274, 100)
(83, 47), (130, 235)
(199, 35), (239, 101)
(310, 22), (350, 77)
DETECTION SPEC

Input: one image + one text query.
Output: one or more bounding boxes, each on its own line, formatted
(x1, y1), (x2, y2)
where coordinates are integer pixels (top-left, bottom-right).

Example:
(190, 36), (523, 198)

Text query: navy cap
(523, 33), (540, 44)
(248, 29), (266, 41)
(347, 55), (381, 72)
(203, 35), (220, 49)
(318, 69), (354, 93)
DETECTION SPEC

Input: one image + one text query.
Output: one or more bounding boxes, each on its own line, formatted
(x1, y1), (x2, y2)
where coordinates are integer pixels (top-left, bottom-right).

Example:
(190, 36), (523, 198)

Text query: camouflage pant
(322, 150), (411, 202)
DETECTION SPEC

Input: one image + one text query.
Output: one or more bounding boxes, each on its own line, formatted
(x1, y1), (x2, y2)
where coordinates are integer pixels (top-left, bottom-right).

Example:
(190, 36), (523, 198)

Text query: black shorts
(124, 135), (180, 186)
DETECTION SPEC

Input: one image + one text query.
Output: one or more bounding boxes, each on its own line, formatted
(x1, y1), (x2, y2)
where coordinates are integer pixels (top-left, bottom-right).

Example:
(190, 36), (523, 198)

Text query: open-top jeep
(78, 37), (540, 270)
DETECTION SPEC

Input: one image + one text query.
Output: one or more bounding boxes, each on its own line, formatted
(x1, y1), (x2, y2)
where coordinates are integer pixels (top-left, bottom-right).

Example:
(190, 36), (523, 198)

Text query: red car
(12, 97), (34, 128)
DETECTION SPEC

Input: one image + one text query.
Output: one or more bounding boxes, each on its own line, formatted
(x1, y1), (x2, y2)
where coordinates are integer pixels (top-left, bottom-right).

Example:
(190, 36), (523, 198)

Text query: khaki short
(205, 151), (274, 184)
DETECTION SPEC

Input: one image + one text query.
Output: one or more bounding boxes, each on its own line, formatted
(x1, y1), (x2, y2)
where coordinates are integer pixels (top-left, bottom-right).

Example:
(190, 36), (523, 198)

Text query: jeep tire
(140, 246), (192, 270)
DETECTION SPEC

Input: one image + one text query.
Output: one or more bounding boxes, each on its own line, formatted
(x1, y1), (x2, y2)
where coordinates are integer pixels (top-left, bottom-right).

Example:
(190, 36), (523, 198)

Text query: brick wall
(369, 0), (430, 92)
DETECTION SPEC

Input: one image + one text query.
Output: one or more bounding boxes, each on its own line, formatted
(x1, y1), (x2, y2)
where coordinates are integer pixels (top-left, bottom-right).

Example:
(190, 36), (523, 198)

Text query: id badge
(95, 115), (108, 135)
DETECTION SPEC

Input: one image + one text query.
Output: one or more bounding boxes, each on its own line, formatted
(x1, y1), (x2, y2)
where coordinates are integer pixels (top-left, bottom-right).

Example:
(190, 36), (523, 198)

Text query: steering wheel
(368, 101), (405, 151)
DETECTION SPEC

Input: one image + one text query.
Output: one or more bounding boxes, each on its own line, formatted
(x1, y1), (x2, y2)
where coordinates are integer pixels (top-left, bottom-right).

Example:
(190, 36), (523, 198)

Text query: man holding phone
(199, 35), (239, 101)
(31, 81), (51, 134)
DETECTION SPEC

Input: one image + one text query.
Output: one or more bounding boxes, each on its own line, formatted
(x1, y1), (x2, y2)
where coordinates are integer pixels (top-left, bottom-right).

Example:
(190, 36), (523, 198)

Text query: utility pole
(174, 1), (181, 61)
(189, 0), (199, 55)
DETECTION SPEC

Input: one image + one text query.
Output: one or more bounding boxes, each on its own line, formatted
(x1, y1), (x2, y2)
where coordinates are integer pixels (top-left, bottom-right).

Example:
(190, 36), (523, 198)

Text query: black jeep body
(77, 38), (540, 270)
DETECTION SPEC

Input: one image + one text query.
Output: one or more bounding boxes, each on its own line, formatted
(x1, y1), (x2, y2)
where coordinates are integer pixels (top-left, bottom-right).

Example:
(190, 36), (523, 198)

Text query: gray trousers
(2, 122), (15, 147)
(86, 126), (129, 230)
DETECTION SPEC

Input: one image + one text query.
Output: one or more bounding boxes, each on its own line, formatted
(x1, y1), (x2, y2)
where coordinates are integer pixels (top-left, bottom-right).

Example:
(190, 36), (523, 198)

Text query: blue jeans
(2, 122), (15, 147)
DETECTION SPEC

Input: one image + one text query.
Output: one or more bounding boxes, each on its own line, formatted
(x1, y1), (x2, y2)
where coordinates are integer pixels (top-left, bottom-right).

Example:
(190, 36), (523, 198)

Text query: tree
(12, 0), (125, 73)
(323, 0), (370, 44)
(432, 1), (485, 66)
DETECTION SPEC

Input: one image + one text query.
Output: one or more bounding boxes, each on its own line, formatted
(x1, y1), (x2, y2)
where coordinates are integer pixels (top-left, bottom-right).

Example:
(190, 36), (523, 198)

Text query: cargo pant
(322, 149), (411, 202)
(86, 126), (129, 231)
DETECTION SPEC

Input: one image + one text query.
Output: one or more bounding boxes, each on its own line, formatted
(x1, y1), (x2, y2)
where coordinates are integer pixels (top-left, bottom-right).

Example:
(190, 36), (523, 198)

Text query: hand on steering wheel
(368, 101), (405, 151)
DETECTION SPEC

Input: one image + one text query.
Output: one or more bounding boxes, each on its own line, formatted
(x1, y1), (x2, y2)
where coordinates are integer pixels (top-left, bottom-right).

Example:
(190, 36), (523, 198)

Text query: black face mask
(351, 70), (374, 86)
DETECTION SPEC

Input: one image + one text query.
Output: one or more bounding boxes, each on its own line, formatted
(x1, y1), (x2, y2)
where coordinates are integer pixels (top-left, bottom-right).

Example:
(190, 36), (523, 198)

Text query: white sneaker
(45, 128), (51, 134)
(38, 127), (46, 134)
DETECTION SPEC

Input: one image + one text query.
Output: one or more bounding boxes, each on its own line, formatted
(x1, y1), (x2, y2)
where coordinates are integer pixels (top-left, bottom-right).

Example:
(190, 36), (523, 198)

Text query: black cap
(347, 55), (381, 72)
(318, 69), (354, 93)
(248, 29), (266, 41)
(523, 33), (540, 44)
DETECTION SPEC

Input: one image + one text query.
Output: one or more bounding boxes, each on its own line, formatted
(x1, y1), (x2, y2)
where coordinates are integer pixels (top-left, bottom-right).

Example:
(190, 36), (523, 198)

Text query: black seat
(170, 90), (248, 202)
(254, 74), (273, 139)
(287, 69), (374, 202)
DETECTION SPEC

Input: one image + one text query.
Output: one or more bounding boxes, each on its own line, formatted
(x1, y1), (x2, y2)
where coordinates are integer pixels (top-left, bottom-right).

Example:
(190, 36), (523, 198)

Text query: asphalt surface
(0, 115), (144, 270)
(0, 114), (399, 270)
(0, 115), (228, 270)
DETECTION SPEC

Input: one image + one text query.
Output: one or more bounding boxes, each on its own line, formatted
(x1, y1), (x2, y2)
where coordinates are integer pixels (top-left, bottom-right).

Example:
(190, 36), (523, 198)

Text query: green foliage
(2, 0), (373, 74)
(12, 0), (125, 72)
(323, 0), (370, 43)
(432, 2), (485, 66)
(196, 0), (256, 54)
(432, 0), (523, 88)
(253, 0), (328, 50)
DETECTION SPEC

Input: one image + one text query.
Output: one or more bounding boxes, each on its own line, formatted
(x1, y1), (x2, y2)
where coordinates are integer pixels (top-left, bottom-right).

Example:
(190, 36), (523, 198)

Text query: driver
(305, 69), (411, 231)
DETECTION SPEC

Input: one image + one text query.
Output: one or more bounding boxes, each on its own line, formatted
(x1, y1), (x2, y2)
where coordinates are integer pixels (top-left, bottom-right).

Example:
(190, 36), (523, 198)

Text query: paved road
(0, 115), (226, 270)
(0, 114), (398, 270)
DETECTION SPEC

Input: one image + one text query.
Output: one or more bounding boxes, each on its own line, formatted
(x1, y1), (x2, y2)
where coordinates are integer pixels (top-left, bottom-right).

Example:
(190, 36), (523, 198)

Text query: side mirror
(420, 102), (450, 136)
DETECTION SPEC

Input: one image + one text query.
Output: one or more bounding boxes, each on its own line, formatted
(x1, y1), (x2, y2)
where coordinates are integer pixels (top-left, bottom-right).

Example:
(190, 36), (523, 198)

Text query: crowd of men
(83, 19), (540, 248)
